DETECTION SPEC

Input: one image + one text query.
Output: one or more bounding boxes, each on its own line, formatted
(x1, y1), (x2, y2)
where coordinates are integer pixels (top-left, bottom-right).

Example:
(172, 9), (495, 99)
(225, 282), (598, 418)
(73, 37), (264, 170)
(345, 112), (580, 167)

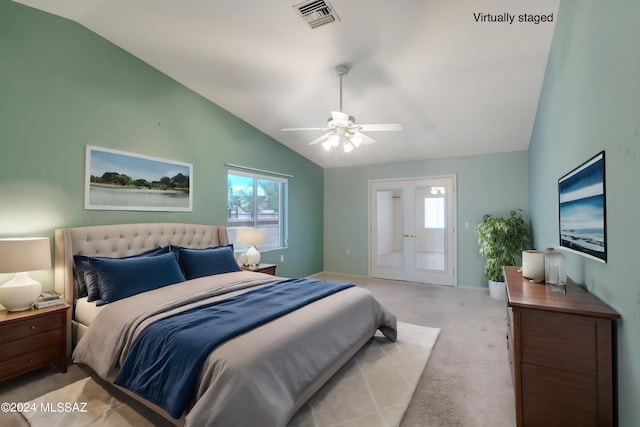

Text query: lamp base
(245, 246), (261, 266)
(0, 272), (42, 312)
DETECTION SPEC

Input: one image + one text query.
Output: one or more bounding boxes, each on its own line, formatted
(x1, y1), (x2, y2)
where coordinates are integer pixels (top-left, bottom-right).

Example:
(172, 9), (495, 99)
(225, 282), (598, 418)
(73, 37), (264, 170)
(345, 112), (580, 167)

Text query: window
(424, 197), (445, 229)
(227, 170), (287, 251)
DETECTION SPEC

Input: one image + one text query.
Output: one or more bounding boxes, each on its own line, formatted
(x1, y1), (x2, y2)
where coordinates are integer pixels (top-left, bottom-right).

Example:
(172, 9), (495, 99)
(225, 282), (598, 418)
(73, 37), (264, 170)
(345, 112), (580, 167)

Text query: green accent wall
(0, 2), (323, 284)
(529, 1), (640, 424)
(324, 151), (528, 287)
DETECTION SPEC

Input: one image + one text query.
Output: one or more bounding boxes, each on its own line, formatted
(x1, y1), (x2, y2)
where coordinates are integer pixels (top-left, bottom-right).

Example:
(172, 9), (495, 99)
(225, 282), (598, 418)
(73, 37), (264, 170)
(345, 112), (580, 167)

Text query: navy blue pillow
(178, 245), (241, 280)
(91, 251), (185, 306)
(72, 257), (97, 300)
(74, 246), (171, 302)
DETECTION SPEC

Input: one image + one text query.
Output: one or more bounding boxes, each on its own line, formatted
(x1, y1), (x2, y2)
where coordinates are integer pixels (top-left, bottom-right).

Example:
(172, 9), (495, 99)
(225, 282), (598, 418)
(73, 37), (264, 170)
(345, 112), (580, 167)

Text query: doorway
(369, 176), (456, 286)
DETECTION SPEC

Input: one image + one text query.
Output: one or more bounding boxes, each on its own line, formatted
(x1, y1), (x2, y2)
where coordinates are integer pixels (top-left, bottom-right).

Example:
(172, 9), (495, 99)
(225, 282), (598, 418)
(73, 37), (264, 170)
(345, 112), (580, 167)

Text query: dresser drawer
(0, 345), (62, 381)
(0, 313), (61, 343)
(522, 363), (597, 427)
(506, 331), (514, 381)
(0, 329), (62, 363)
(520, 309), (596, 375)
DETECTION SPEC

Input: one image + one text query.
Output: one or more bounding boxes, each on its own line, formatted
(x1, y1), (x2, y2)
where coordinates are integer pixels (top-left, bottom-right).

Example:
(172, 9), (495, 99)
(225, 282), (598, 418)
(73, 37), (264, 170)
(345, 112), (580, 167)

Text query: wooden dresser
(504, 266), (620, 427)
(0, 303), (69, 382)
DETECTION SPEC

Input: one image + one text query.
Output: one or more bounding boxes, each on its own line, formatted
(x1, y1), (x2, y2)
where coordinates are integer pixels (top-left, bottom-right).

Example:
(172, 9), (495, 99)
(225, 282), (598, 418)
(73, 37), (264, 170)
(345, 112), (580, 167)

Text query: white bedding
(74, 297), (103, 327)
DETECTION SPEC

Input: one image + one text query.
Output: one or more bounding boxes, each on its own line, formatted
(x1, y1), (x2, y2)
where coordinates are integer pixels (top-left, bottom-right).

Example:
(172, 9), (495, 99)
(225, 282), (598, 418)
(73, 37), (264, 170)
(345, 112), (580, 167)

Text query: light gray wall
(529, 0), (640, 424)
(324, 151), (528, 287)
(0, 2), (324, 285)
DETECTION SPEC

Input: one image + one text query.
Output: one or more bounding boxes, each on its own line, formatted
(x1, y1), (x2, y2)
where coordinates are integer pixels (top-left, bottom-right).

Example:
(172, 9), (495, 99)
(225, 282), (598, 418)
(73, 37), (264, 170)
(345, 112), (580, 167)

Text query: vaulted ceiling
(16, 0), (559, 168)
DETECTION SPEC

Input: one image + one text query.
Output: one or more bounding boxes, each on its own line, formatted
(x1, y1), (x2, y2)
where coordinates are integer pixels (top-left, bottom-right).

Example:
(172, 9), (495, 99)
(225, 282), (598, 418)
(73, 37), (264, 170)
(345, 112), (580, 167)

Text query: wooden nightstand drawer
(0, 329), (62, 363)
(0, 313), (60, 343)
(0, 345), (62, 381)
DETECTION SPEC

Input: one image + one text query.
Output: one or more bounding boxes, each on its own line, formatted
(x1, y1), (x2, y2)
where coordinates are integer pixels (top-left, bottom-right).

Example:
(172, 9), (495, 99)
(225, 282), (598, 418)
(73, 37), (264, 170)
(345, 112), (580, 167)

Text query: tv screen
(558, 151), (607, 263)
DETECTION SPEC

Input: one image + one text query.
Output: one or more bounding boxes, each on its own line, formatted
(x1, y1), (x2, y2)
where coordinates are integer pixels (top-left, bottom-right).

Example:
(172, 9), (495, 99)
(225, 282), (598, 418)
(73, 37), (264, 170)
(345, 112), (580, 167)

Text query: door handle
(403, 234), (416, 238)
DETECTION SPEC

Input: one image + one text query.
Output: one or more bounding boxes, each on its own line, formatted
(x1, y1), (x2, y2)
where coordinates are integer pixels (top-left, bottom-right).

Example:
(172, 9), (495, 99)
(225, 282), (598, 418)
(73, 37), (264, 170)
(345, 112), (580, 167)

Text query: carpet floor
(1, 322), (438, 427)
(313, 273), (516, 427)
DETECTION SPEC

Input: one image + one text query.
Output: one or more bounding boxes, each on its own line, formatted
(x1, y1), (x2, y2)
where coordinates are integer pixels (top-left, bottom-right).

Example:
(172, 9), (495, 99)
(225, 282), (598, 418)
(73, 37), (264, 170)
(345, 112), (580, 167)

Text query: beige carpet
(13, 322), (439, 427)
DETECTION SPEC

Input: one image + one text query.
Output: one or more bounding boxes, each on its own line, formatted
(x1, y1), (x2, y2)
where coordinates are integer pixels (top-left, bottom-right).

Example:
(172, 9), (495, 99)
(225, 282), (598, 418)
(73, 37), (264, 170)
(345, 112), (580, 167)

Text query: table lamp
(0, 237), (51, 312)
(236, 228), (266, 266)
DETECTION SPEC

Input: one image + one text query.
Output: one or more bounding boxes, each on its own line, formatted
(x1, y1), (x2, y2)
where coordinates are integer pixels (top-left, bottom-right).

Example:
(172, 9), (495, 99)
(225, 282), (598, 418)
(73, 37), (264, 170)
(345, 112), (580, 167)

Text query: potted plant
(475, 209), (530, 299)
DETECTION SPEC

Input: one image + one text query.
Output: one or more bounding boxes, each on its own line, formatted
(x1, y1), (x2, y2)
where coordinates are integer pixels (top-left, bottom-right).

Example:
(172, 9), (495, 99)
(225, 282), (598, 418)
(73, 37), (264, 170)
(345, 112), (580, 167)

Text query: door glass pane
(415, 186), (446, 271)
(376, 189), (403, 267)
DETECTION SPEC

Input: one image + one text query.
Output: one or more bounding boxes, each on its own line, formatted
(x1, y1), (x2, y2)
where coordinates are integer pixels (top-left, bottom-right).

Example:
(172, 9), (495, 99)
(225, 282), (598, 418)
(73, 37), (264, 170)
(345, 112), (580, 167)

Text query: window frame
(227, 169), (287, 252)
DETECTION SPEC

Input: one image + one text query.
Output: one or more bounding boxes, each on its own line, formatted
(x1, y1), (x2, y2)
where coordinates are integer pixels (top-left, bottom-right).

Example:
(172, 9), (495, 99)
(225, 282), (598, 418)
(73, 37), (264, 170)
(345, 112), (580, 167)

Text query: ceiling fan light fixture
(327, 134), (339, 147)
(283, 63), (402, 153)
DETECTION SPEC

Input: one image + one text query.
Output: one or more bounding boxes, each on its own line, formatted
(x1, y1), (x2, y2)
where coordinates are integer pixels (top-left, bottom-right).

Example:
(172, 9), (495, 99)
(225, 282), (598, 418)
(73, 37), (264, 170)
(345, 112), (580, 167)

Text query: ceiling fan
(281, 64), (402, 152)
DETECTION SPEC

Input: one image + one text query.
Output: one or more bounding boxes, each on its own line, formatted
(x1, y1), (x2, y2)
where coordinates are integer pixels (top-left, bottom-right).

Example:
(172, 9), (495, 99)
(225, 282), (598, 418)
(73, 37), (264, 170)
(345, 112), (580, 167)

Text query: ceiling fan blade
(331, 111), (350, 126)
(357, 123), (403, 132)
(308, 132), (333, 146)
(354, 132), (376, 145)
(282, 127), (330, 132)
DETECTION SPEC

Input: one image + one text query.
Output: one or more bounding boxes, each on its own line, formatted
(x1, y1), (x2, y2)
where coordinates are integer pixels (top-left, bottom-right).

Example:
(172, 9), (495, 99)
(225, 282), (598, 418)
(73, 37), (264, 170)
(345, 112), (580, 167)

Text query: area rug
(16, 322), (439, 427)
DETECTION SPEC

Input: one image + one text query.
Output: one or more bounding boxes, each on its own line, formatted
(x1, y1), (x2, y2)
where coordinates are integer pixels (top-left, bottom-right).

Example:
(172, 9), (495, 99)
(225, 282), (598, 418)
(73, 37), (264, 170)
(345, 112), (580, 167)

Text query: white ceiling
(16, 0), (559, 168)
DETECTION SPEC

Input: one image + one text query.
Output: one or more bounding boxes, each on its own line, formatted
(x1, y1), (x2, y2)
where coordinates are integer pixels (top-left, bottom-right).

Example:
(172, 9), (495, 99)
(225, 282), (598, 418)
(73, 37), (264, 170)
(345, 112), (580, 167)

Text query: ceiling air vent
(294, 0), (340, 29)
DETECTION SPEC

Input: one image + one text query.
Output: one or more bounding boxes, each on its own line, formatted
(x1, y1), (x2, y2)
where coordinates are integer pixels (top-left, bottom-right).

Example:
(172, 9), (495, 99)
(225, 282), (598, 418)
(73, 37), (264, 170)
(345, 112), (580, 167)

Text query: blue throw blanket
(114, 278), (354, 418)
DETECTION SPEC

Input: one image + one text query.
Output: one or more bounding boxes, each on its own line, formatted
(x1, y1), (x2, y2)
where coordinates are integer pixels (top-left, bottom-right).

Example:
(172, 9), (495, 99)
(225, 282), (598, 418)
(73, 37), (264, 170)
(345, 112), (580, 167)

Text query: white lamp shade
(0, 237), (51, 311)
(0, 237), (51, 273)
(235, 228), (266, 247)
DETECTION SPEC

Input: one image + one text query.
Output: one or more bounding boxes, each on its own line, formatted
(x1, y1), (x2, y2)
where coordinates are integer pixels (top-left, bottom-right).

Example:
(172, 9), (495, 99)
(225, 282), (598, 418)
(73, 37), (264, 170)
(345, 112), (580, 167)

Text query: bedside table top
(0, 303), (70, 323)
(242, 263), (276, 271)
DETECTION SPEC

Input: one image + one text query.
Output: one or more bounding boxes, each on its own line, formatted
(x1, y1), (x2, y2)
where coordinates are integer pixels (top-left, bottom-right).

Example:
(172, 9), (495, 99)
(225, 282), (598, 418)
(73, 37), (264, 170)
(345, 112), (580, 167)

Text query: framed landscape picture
(85, 146), (193, 212)
(558, 151), (606, 263)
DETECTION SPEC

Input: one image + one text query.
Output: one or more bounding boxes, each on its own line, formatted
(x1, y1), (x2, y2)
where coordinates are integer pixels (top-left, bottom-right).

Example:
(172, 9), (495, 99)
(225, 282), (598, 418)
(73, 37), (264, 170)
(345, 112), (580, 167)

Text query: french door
(370, 176), (456, 286)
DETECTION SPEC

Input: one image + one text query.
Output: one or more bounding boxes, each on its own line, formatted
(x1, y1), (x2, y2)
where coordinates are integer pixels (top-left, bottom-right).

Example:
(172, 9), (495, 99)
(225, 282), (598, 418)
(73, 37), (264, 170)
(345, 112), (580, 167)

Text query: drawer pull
(31, 325), (36, 330)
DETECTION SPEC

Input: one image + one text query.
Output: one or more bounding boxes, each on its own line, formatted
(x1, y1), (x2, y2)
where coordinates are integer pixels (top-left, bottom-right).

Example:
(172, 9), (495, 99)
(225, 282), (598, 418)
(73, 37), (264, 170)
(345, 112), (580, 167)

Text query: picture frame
(85, 146), (193, 212)
(558, 151), (606, 263)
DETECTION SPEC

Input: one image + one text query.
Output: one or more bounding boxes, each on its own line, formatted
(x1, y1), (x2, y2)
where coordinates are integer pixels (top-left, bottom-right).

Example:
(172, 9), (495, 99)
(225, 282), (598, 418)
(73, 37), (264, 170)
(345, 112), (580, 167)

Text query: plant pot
(488, 280), (506, 300)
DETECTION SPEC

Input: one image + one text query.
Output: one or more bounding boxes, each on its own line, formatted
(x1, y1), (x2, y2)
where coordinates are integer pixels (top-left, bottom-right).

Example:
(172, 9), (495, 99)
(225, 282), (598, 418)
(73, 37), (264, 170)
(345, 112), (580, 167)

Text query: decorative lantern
(545, 250), (567, 286)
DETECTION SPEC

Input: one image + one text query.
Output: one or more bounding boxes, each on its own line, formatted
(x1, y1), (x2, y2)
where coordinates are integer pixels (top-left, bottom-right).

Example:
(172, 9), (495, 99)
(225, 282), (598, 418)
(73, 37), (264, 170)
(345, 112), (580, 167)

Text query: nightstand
(241, 263), (277, 275)
(0, 303), (70, 382)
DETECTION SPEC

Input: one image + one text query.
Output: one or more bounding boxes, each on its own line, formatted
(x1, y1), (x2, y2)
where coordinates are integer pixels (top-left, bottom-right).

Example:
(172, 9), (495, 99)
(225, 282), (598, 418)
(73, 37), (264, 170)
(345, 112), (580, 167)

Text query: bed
(54, 223), (397, 427)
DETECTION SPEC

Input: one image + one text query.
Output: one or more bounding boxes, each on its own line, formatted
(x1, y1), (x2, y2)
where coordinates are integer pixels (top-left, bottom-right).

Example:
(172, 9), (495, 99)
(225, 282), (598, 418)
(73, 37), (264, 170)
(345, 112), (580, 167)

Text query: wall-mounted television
(558, 151), (607, 263)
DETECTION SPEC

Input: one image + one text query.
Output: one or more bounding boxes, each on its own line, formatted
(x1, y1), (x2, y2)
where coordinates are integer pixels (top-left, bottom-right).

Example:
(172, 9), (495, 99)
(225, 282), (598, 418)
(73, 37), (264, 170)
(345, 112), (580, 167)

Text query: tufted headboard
(54, 223), (229, 354)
